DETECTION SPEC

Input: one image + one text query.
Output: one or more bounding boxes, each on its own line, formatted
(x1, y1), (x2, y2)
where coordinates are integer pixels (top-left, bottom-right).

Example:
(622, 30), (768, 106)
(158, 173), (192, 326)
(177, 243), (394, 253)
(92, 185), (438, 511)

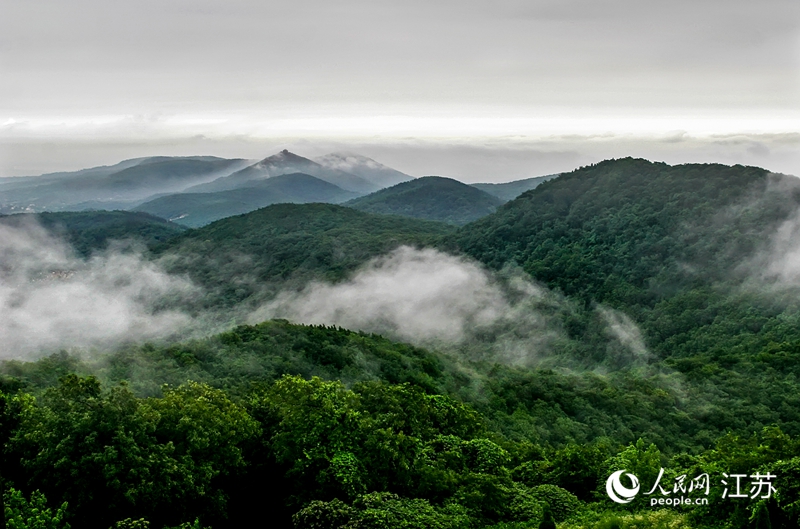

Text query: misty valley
(2, 154), (800, 529)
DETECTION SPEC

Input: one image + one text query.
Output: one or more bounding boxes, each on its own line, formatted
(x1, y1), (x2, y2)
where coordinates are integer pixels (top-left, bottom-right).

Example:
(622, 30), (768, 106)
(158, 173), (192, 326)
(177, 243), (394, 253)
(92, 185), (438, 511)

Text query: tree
(4, 488), (69, 529)
(0, 391), (24, 529)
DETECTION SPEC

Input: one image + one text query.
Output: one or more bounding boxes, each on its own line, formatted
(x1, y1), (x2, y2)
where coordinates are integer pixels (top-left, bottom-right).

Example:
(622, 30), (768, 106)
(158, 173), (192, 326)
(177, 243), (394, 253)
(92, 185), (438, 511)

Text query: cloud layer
(0, 219), (196, 358)
(250, 246), (569, 365)
(250, 247), (509, 343)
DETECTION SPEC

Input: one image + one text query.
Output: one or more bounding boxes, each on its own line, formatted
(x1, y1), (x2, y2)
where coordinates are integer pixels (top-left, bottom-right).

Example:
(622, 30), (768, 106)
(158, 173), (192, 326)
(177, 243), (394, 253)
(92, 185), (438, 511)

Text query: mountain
(471, 174), (558, 202)
(0, 156), (249, 213)
(314, 152), (413, 188)
(187, 150), (379, 195)
(134, 173), (358, 227)
(450, 158), (800, 359)
(0, 158), (145, 189)
(0, 210), (186, 256)
(153, 203), (455, 307)
(344, 176), (504, 225)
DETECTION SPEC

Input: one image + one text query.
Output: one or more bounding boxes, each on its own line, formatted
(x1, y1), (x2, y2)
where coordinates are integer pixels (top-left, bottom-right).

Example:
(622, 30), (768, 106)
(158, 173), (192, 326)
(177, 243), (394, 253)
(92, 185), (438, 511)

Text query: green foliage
(526, 485), (580, 522)
(111, 520), (149, 529)
(4, 488), (70, 529)
(769, 457), (800, 526)
(293, 499), (355, 529)
(110, 516), (207, 529)
(452, 158), (775, 301)
(152, 203), (455, 307)
(0, 321), (451, 397)
(295, 493), (472, 529)
(347, 492), (471, 529)
(0, 211), (185, 257)
(538, 504), (556, 529)
(248, 376), (488, 508)
(560, 509), (691, 529)
(12, 376), (256, 529)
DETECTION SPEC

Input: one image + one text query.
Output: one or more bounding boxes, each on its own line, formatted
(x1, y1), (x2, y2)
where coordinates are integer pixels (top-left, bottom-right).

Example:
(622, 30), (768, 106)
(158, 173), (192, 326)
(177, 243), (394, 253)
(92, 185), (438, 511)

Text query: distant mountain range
(0, 149), (557, 227)
(187, 150), (383, 195)
(135, 173), (358, 228)
(0, 156), (250, 212)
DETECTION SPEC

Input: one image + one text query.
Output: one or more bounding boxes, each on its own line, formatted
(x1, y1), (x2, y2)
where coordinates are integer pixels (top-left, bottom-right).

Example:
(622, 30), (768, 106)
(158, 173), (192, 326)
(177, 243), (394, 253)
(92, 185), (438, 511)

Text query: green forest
(3, 159), (800, 528)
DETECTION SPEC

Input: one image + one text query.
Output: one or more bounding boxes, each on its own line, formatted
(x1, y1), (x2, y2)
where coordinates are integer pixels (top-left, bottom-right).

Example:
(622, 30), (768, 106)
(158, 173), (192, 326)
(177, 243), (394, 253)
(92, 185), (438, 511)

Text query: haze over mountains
(0, 157), (251, 212)
(313, 152), (413, 188)
(0, 149), (554, 227)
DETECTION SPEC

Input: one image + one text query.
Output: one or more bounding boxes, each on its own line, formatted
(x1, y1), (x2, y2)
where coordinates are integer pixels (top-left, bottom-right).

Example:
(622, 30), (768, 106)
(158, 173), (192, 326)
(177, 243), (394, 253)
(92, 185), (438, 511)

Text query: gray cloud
(0, 219), (197, 358)
(249, 246), (512, 344)
(2, 1), (797, 131)
(249, 246), (566, 365)
(248, 246), (666, 370)
(2, 0), (797, 178)
(760, 207), (800, 286)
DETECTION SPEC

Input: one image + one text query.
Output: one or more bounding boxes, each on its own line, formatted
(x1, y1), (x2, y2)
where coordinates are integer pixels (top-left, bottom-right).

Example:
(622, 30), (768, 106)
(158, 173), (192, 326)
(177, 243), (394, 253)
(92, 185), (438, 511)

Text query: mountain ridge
(187, 150), (379, 195)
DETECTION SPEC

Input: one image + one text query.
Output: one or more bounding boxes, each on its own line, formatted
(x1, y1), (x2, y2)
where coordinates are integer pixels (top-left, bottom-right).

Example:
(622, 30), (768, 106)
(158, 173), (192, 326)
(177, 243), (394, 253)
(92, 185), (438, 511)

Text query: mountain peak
(258, 149), (315, 167)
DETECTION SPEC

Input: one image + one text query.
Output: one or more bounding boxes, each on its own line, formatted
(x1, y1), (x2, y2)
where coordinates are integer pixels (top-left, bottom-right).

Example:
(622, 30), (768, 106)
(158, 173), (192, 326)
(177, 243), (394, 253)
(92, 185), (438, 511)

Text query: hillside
(153, 203), (456, 306)
(188, 150), (379, 195)
(0, 320), (451, 396)
(450, 158), (800, 363)
(5, 317), (800, 528)
(345, 176), (504, 225)
(134, 173), (357, 227)
(0, 210), (185, 256)
(471, 174), (558, 201)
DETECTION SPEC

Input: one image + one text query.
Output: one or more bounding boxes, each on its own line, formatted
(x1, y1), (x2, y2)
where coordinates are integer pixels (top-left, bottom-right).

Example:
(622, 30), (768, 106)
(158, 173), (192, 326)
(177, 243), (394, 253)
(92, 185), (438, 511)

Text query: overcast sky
(1, 0), (799, 180)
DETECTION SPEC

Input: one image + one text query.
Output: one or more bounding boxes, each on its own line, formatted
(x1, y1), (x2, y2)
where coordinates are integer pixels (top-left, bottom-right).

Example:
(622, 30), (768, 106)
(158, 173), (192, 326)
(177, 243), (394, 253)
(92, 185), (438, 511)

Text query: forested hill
(345, 176), (504, 225)
(449, 158), (800, 358)
(0, 210), (186, 256)
(153, 203), (456, 307)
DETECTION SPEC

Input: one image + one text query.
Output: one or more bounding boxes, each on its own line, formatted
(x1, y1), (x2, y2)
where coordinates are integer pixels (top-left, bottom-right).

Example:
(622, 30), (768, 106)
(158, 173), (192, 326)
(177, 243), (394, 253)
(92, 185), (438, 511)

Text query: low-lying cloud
(728, 173), (800, 288)
(249, 246), (565, 365)
(250, 247), (508, 343)
(597, 305), (652, 366)
(761, 210), (800, 287)
(0, 219), (197, 358)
